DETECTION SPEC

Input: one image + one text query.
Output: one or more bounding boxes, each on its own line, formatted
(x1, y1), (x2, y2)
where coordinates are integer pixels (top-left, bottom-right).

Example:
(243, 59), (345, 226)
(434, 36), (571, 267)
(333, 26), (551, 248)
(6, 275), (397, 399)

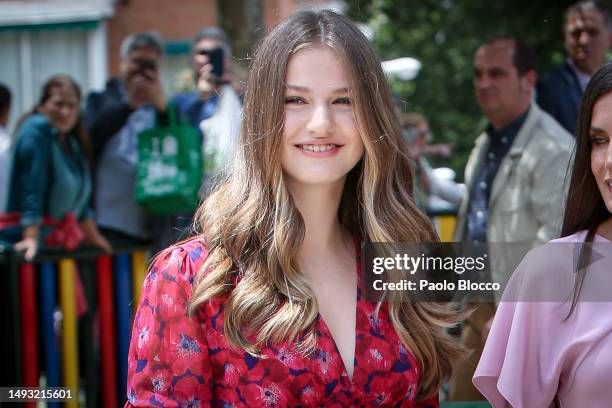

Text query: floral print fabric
(126, 238), (438, 407)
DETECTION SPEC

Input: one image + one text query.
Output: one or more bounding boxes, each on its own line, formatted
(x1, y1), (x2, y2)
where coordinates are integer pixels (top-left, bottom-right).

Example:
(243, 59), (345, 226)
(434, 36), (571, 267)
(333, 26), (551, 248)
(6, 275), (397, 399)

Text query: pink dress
(125, 238), (439, 407)
(473, 231), (612, 408)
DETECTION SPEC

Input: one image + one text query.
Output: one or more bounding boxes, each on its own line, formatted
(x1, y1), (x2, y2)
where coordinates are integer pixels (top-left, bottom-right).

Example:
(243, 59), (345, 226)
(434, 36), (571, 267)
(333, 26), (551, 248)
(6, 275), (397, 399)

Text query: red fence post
(97, 255), (118, 408)
(19, 262), (38, 408)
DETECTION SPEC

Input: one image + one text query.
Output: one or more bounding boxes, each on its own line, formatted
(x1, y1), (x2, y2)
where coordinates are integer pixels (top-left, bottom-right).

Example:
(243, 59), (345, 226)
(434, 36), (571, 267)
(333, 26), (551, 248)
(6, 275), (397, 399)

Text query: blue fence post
(39, 261), (60, 408)
(114, 253), (132, 404)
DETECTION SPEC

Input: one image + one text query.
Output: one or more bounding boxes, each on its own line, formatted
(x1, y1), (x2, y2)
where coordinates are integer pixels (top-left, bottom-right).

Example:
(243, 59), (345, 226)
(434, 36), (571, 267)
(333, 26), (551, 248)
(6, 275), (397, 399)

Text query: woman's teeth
(300, 144), (336, 152)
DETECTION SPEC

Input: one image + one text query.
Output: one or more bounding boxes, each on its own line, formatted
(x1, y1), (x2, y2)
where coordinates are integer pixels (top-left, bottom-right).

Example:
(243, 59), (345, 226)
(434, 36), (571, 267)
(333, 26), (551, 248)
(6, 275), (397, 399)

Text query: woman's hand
(14, 236), (38, 262)
(81, 219), (113, 253)
(88, 232), (113, 254)
(15, 224), (40, 262)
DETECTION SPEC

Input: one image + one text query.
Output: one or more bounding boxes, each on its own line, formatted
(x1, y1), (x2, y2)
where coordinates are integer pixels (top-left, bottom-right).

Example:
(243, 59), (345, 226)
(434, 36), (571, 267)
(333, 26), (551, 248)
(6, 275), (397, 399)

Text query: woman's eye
(285, 96), (305, 104)
(590, 135), (609, 145)
(334, 97), (351, 105)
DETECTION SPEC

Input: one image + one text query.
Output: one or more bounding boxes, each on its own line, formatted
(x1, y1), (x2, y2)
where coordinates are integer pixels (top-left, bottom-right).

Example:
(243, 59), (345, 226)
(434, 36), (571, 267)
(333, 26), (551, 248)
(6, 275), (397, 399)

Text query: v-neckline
(314, 238), (361, 385)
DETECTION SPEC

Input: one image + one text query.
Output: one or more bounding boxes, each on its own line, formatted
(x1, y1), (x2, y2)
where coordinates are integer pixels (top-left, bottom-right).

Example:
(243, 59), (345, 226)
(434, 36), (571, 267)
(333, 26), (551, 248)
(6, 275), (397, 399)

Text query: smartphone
(197, 47), (224, 77)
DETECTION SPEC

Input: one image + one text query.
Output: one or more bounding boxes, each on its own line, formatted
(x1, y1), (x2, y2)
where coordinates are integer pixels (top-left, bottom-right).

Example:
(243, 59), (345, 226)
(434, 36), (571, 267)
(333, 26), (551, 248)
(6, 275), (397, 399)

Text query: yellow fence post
(58, 259), (79, 408)
(132, 251), (147, 309)
(438, 215), (457, 242)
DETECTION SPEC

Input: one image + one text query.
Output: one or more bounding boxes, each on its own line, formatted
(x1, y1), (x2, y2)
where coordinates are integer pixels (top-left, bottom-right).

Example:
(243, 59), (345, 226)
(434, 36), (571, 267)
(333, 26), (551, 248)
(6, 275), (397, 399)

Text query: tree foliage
(217, 0), (264, 65)
(346, 0), (581, 179)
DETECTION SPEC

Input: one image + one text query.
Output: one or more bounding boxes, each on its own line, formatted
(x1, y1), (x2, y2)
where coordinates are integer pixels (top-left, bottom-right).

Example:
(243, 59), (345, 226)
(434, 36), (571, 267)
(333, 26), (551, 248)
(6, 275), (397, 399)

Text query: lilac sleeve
(473, 299), (563, 408)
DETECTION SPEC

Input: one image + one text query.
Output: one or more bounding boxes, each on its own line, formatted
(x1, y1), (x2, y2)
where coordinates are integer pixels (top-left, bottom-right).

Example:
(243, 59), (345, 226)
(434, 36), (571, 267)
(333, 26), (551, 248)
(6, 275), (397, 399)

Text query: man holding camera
(172, 27), (242, 195)
(140, 27), (242, 251)
(85, 32), (166, 243)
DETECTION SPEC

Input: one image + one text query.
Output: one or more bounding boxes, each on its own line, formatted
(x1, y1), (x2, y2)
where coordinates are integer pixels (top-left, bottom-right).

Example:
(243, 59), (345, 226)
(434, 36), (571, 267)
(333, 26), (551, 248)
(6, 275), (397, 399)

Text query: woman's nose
(59, 107), (73, 119)
(605, 142), (612, 172)
(306, 104), (333, 137)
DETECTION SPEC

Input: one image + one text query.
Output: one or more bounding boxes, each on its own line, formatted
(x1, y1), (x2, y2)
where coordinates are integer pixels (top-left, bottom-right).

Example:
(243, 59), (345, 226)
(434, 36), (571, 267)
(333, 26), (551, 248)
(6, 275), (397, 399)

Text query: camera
(195, 47), (224, 78)
(132, 57), (158, 80)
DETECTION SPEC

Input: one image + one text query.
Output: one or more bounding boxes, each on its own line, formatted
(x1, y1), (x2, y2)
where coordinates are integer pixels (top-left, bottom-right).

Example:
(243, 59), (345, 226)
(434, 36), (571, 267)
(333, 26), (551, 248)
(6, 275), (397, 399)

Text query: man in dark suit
(537, 0), (611, 136)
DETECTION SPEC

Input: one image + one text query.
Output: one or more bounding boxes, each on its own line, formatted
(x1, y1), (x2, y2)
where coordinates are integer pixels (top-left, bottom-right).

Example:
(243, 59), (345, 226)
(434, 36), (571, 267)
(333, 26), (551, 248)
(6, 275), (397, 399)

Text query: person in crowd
(149, 27), (243, 251)
(0, 83), (12, 212)
(85, 32), (167, 244)
(474, 61), (612, 408)
(173, 26), (241, 189)
(537, 0), (612, 136)
(401, 112), (465, 208)
(1, 75), (111, 260)
(450, 36), (574, 400)
(125, 10), (462, 407)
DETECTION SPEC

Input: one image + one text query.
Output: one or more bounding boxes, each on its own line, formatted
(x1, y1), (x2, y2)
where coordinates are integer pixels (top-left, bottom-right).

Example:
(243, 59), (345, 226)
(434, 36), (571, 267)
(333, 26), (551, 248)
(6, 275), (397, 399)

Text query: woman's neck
(286, 178), (349, 266)
(597, 217), (612, 241)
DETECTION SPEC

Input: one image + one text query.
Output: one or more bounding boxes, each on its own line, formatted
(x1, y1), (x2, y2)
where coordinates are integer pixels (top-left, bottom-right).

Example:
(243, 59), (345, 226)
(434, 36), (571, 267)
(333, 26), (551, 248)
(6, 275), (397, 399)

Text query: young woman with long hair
(1, 74), (111, 259)
(126, 10), (461, 407)
(474, 62), (612, 407)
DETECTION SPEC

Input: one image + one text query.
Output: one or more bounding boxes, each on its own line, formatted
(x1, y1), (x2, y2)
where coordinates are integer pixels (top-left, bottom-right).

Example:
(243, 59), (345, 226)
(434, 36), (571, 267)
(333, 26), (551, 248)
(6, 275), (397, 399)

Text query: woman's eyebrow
(330, 86), (350, 94)
(284, 84), (351, 94)
(285, 84), (310, 92)
(589, 126), (608, 134)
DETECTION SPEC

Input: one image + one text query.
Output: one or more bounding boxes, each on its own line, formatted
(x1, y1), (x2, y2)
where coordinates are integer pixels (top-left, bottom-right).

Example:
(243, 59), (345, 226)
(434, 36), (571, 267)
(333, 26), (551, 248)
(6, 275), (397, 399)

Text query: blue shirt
(172, 91), (219, 129)
(466, 109), (529, 243)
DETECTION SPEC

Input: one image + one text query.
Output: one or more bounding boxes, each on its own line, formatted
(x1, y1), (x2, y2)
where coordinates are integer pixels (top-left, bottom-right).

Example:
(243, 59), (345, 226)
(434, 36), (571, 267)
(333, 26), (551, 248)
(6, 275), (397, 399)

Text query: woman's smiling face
(590, 91), (612, 214)
(39, 85), (79, 135)
(281, 46), (364, 190)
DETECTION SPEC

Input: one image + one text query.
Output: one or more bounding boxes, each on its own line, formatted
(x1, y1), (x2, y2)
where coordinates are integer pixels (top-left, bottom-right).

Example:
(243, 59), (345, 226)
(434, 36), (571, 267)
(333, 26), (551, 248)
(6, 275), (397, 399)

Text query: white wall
(0, 24), (108, 131)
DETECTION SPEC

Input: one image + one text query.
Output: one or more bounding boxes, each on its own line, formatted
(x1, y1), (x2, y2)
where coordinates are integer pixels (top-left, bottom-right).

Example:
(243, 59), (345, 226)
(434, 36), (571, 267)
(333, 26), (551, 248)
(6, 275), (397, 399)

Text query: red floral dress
(125, 238), (439, 407)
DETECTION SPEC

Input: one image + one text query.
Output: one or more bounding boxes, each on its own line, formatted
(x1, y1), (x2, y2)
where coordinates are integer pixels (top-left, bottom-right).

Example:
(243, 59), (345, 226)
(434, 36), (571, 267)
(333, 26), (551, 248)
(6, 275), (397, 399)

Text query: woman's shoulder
(530, 230), (603, 268)
(504, 229), (611, 303)
(521, 230), (589, 265)
(550, 230), (589, 243)
(500, 233), (585, 303)
(148, 237), (209, 283)
(15, 114), (54, 146)
(552, 230), (611, 243)
(19, 113), (52, 133)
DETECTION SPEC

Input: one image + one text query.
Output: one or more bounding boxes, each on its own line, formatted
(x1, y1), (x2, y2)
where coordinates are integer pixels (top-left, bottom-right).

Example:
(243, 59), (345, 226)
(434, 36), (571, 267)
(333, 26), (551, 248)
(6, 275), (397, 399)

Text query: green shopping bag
(135, 103), (203, 214)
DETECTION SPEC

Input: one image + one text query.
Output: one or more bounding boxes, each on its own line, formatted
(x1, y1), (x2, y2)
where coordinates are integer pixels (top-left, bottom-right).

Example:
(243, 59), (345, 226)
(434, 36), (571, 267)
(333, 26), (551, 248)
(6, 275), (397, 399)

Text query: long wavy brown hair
(561, 62), (612, 317)
(189, 10), (462, 398)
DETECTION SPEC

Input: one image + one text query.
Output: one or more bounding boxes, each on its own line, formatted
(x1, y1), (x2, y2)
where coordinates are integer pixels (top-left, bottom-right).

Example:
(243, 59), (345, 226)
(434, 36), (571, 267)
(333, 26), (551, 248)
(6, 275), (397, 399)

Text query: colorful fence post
(59, 259), (79, 408)
(5, 254), (23, 387)
(115, 253), (133, 405)
(19, 262), (38, 408)
(97, 255), (118, 408)
(131, 251), (147, 309)
(39, 261), (60, 408)
(435, 214), (457, 242)
(79, 260), (100, 408)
